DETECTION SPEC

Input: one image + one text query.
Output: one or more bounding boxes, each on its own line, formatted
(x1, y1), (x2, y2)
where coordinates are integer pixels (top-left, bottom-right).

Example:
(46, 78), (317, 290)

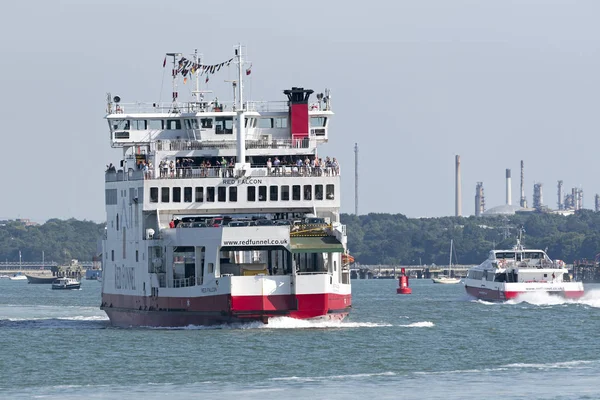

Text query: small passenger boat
(52, 277), (81, 290)
(464, 234), (584, 301)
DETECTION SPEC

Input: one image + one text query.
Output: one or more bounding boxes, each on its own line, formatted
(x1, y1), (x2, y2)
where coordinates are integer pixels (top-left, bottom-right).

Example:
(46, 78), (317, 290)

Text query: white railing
(108, 100), (292, 115)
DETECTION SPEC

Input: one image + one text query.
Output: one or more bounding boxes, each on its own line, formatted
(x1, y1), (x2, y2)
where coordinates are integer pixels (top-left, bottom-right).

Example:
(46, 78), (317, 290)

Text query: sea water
(1, 279), (600, 399)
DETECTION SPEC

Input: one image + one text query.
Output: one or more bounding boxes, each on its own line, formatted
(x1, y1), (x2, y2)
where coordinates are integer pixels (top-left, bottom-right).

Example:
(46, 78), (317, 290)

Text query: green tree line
(341, 210), (600, 266)
(0, 219), (105, 263)
(2, 211), (600, 266)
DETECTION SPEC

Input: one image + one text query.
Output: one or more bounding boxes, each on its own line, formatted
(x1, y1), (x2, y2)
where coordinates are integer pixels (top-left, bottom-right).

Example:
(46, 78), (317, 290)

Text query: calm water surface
(1, 279), (600, 399)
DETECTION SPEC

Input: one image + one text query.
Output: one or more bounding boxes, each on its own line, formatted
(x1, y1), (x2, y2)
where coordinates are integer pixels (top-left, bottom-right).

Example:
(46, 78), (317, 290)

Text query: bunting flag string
(174, 57), (234, 80)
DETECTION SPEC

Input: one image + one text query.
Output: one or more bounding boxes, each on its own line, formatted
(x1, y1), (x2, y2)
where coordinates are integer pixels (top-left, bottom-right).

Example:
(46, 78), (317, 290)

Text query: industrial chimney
(455, 155), (462, 217)
(506, 169), (512, 206)
(519, 160), (527, 208)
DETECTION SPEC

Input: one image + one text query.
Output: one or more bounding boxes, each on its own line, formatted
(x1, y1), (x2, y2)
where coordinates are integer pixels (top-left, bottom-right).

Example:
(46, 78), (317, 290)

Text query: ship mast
(166, 52), (182, 111)
(235, 44), (248, 170)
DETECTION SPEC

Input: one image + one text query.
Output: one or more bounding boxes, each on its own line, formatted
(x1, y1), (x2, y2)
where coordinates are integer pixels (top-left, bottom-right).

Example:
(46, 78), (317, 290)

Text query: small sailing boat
(432, 239), (462, 284)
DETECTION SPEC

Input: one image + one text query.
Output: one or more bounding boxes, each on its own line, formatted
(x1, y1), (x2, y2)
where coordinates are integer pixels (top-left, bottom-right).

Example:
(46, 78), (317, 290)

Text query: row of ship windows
(149, 184), (335, 203)
(111, 117), (327, 133)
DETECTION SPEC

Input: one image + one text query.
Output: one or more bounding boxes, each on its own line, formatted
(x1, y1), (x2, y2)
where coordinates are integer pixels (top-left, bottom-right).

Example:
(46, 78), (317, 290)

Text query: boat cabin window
(111, 119), (129, 131)
(258, 186), (267, 201)
(215, 117), (233, 134)
(274, 117), (287, 128)
(259, 118), (273, 128)
(172, 187), (181, 202)
(150, 187), (159, 203)
(292, 185), (301, 201)
(195, 187), (204, 202)
(270, 185), (278, 201)
(229, 187), (237, 202)
(310, 117), (327, 127)
(281, 185), (290, 201)
(201, 118), (213, 129)
(326, 184), (335, 200)
(304, 185), (312, 200)
(148, 119), (163, 130)
(184, 119), (199, 130)
(161, 187), (170, 202)
(206, 187), (215, 202)
(218, 187), (226, 202)
(495, 252), (515, 260)
(247, 186), (256, 201)
(130, 119), (147, 130)
(166, 119), (182, 130)
(315, 185), (323, 200)
(184, 187), (192, 202)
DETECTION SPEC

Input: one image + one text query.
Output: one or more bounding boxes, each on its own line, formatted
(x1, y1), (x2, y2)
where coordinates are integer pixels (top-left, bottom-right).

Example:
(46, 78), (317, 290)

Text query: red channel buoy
(397, 268), (412, 294)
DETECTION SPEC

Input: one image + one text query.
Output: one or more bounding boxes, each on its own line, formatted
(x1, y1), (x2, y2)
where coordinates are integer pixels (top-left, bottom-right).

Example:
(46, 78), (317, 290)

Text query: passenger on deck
(169, 219), (175, 229)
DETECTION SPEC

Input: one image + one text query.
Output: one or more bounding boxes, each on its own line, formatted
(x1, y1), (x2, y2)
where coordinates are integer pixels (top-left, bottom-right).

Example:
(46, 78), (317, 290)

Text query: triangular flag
(163, 56), (166, 68)
(183, 77), (188, 84)
(205, 75), (209, 83)
(246, 64), (252, 76)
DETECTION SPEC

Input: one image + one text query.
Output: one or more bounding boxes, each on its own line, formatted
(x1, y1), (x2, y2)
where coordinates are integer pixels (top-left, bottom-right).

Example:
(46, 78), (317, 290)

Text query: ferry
(52, 277), (81, 290)
(464, 235), (584, 301)
(100, 45), (351, 327)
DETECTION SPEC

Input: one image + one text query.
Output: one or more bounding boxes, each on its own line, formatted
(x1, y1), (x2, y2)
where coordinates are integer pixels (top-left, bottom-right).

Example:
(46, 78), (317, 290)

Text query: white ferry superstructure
(464, 238), (584, 301)
(101, 46), (351, 327)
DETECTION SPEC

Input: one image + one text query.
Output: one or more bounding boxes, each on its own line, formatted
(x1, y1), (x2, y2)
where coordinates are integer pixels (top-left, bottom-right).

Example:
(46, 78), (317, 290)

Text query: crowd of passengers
(107, 155), (340, 179)
(168, 215), (327, 229)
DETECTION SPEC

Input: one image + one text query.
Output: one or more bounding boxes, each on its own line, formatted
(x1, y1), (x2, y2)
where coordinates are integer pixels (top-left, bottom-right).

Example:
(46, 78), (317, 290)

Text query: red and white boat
(464, 236), (584, 301)
(100, 45), (351, 327)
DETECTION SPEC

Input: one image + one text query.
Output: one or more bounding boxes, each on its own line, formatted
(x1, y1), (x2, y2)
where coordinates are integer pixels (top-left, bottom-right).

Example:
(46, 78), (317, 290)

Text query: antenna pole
(166, 52), (182, 109)
(194, 49), (200, 103)
(354, 143), (359, 215)
(235, 44), (246, 169)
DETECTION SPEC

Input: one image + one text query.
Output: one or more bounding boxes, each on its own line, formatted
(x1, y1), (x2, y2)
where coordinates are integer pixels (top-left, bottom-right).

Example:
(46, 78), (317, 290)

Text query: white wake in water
(175, 317), (393, 330)
(398, 321), (434, 328)
(507, 289), (600, 307)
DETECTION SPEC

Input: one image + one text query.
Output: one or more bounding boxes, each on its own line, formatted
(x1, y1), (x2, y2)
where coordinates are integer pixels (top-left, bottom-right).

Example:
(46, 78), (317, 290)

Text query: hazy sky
(2, 0), (600, 222)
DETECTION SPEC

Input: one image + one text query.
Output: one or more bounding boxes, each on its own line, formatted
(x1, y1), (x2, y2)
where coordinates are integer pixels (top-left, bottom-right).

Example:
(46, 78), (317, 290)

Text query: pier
(350, 265), (472, 279)
(0, 261), (97, 274)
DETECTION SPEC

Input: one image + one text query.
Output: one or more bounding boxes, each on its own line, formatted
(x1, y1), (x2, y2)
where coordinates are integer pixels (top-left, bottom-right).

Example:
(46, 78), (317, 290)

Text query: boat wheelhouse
(101, 46), (351, 327)
(464, 236), (584, 301)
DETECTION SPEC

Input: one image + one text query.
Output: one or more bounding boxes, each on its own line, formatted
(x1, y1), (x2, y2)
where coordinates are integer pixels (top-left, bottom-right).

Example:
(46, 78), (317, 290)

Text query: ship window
(148, 119), (163, 130)
(215, 117), (233, 134)
(315, 185), (323, 200)
(110, 119), (129, 131)
(161, 187), (170, 202)
(172, 187), (181, 202)
(270, 185), (278, 201)
(281, 185), (290, 201)
(111, 250), (114, 261)
(105, 189), (118, 205)
(206, 187), (215, 202)
(208, 262), (214, 274)
(114, 131), (130, 139)
(166, 119), (182, 130)
(131, 120), (147, 130)
(201, 118), (213, 129)
(259, 118), (273, 128)
(310, 117), (327, 127)
(150, 187), (158, 203)
(245, 118), (251, 128)
(292, 185), (301, 201)
(247, 186), (256, 201)
(184, 187), (192, 202)
(258, 186), (267, 201)
(229, 187), (237, 202)
(274, 117), (287, 128)
(185, 119), (199, 129)
(326, 184), (334, 200)
(116, 214), (119, 231)
(218, 187), (226, 202)
(303, 185), (312, 200)
(136, 250), (139, 262)
(195, 187), (204, 202)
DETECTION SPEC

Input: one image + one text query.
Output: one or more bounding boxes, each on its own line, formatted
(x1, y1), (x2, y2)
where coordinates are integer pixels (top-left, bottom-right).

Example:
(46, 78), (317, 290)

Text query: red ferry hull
(101, 292), (351, 327)
(465, 285), (584, 302)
